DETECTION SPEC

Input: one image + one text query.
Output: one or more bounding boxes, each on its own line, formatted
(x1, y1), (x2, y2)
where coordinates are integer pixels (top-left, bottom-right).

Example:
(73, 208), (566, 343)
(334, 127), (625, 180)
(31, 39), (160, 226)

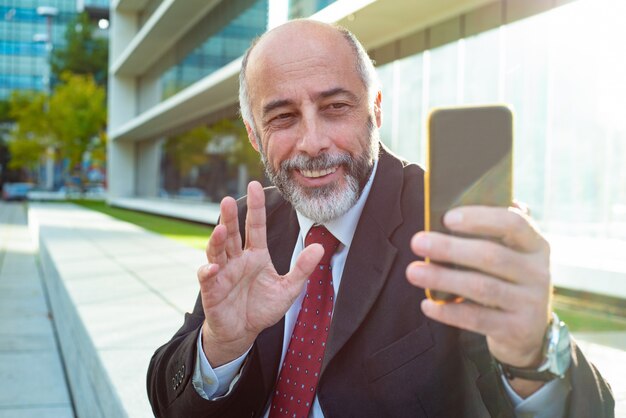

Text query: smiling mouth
(299, 166), (338, 178)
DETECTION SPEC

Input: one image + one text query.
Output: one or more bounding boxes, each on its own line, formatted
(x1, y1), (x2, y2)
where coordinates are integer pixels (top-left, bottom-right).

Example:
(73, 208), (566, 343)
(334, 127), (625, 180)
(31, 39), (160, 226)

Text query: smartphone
(424, 105), (513, 303)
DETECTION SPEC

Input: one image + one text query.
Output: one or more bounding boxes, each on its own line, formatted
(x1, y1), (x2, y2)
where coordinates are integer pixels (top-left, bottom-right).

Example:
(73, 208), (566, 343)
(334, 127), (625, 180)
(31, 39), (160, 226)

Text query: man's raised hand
(198, 181), (324, 367)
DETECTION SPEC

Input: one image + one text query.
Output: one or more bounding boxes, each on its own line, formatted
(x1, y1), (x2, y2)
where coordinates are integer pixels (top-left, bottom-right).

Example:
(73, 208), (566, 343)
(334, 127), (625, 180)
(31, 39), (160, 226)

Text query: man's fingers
(284, 243), (324, 290)
(206, 224), (228, 266)
(443, 206), (547, 253)
(197, 263), (222, 303)
(220, 196), (244, 258)
(245, 181), (268, 250)
(420, 297), (510, 339)
(512, 200), (530, 216)
(406, 261), (524, 310)
(411, 231), (545, 284)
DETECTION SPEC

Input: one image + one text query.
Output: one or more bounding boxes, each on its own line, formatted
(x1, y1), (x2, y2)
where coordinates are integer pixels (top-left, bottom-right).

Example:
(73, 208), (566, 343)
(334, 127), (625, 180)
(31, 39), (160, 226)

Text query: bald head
(238, 20), (379, 138)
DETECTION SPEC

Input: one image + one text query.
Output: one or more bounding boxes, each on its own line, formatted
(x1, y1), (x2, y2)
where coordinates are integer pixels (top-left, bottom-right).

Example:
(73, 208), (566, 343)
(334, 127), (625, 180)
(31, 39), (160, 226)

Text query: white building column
(136, 138), (162, 198)
(107, 7), (138, 199)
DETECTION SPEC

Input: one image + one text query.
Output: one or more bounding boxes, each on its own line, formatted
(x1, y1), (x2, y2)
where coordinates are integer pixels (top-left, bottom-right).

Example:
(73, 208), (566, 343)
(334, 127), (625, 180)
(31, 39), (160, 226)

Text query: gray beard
(261, 136), (378, 224)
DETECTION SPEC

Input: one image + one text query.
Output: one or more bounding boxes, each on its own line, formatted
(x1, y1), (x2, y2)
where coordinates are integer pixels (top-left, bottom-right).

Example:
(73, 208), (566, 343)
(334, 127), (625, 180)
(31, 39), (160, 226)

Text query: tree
(48, 73), (107, 185)
(0, 99), (10, 122)
(0, 98), (24, 184)
(6, 91), (51, 174)
(51, 12), (108, 87)
(7, 74), (107, 187)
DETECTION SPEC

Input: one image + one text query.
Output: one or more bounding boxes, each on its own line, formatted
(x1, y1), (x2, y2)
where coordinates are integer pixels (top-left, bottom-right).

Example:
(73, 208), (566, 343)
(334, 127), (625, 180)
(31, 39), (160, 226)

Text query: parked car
(84, 184), (106, 200)
(177, 187), (206, 201)
(2, 182), (34, 201)
(27, 188), (67, 201)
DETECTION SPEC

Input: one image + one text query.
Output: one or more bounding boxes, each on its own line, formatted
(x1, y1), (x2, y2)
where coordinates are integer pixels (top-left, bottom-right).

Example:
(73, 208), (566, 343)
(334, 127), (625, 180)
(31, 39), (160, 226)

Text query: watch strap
(497, 361), (557, 382)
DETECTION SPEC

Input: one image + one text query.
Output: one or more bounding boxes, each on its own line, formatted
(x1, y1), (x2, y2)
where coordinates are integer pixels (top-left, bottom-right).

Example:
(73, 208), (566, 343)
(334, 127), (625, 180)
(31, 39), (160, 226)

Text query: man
(147, 20), (613, 417)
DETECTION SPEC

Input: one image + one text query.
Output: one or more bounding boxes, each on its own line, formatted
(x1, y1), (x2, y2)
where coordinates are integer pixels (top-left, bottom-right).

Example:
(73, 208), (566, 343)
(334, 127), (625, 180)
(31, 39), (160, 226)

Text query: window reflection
(288, 0), (338, 19)
(375, 0), (626, 239)
(159, 0), (268, 100)
(159, 118), (267, 203)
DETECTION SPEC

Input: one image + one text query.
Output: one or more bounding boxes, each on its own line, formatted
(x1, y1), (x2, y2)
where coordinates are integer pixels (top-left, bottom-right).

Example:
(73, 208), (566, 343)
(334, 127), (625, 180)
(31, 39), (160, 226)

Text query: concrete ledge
(29, 203), (204, 418)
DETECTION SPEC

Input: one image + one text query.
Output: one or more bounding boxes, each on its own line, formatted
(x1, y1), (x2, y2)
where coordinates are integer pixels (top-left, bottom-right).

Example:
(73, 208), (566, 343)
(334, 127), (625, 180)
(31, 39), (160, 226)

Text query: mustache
(280, 153), (352, 172)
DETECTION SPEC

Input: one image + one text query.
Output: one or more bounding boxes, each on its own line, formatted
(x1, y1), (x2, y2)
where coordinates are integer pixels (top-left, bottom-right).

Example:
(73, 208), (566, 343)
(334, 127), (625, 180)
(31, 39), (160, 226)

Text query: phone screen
(425, 105), (513, 303)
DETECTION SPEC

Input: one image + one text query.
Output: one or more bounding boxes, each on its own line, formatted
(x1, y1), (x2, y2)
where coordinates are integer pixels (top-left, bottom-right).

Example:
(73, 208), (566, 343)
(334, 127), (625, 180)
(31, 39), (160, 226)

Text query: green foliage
(7, 74), (107, 182)
(209, 119), (264, 180)
(51, 12), (108, 86)
(6, 91), (52, 170)
(48, 73), (107, 178)
(164, 118), (263, 180)
(165, 126), (212, 178)
(0, 99), (11, 122)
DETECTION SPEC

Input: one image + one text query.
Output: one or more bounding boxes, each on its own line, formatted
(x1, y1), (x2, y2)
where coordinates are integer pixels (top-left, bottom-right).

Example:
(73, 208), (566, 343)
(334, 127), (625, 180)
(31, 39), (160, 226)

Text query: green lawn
(554, 305), (626, 333)
(71, 200), (213, 250)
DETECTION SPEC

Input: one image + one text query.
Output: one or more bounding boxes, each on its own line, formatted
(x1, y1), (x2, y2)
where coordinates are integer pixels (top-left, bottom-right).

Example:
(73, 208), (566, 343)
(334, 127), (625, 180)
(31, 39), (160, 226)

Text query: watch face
(553, 322), (572, 376)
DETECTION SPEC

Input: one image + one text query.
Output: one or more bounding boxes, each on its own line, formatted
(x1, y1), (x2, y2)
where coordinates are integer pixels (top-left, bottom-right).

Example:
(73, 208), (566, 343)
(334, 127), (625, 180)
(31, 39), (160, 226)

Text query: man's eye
(268, 113), (295, 127)
(325, 103), (349, 112)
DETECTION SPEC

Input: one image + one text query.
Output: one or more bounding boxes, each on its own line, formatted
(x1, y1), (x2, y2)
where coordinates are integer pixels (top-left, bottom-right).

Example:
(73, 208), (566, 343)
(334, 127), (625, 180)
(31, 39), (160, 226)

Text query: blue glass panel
(0, 73), (43, 90)
(288, 0), (338, 19)
(160, 0), (268, 99)
(0, 40), (46, 56)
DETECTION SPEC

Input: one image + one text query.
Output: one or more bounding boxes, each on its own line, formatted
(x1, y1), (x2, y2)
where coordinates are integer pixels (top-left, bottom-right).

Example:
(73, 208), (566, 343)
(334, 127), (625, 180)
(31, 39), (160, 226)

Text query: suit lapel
(322, 148), (405, 373)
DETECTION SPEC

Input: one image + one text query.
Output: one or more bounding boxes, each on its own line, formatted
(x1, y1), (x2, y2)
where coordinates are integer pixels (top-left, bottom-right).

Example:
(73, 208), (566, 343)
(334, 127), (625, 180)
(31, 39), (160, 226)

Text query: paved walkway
(0, 200), (625, 417)
(0, 202), (74, 418)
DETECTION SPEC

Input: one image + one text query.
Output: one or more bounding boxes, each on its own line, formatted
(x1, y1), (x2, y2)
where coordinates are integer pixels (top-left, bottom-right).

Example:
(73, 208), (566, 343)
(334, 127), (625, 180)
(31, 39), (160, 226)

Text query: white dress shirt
(191, 158), (569, 418)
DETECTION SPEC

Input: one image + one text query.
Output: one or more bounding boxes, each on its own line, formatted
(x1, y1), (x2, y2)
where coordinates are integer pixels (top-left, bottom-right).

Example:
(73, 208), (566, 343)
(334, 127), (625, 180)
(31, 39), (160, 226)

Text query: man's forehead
(247, 20), (350, 75)
(243, 21), (363, 116)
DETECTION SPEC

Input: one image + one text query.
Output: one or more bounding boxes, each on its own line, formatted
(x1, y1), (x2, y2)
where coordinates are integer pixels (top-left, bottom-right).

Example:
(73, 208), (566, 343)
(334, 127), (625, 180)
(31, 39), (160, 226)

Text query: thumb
(284, 243), (324, 290)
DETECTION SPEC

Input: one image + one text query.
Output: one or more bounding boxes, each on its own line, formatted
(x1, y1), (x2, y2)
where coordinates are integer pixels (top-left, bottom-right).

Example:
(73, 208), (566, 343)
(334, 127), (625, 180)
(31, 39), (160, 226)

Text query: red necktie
(268, 225), (339, 418)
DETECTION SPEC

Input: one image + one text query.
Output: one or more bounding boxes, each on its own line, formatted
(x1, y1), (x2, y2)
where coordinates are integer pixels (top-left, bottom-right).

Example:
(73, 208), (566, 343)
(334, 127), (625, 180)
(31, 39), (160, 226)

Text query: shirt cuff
(191, 328), (251, 400)
(501, 375), (572, 418)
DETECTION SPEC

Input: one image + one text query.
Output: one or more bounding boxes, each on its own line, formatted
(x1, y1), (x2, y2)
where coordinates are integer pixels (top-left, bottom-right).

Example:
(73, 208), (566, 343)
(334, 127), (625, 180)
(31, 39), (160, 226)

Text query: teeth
(300, 167), (337, 178)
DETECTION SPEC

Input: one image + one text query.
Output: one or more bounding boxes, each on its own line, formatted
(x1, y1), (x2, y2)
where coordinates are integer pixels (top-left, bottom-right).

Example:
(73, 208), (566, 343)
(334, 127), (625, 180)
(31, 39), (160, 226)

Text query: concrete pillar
(136, 138), (162, 198)
(107, 7), (138, 199)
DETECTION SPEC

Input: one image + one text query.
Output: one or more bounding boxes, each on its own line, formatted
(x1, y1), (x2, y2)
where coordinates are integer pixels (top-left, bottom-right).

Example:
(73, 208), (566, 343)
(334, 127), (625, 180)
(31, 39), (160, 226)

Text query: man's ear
(244, 121), (260, 152)
(373, 91), (382, 128)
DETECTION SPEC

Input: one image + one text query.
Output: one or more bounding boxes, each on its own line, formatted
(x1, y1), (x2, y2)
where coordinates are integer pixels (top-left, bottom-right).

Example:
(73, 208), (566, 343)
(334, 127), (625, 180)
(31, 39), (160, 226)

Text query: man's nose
(296, 111), (331, 156)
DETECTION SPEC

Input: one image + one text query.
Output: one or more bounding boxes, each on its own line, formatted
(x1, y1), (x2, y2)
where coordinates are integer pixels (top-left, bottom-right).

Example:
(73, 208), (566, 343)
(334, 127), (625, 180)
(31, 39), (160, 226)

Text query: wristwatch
(497, 312), (572, 382)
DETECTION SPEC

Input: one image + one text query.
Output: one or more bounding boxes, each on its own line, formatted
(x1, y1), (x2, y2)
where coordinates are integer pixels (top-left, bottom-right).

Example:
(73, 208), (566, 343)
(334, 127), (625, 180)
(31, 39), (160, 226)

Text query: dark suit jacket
(147, 146), (614, 417)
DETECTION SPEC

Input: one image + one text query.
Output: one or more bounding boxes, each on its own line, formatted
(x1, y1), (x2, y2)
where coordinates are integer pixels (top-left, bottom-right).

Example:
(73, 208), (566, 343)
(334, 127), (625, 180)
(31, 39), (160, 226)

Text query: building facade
(0, 0), (109, 99)
(108, 0), (626, 298)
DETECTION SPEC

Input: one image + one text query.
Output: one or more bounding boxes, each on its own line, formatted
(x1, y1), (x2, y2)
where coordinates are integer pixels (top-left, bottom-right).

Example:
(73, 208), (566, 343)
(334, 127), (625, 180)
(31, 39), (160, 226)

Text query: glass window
(463, 29), (500, 104)
(375, 0), (626, 240)
(158, 118), (267, 203)
(287, 0), (338, 19)
(159, 0), (268, 100)
(428, 42), (458, 108)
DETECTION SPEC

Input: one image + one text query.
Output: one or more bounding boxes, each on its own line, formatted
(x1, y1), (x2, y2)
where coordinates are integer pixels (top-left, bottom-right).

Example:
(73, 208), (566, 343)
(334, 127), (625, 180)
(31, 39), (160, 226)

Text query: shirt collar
(296, 157), (379, 248)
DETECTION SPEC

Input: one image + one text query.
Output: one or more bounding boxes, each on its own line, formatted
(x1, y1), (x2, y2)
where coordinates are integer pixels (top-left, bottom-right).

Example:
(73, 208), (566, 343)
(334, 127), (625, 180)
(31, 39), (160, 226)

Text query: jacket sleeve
(566, 338), (615, 417)
(146, 293), (270, 418)
(460, 331), (615, 418)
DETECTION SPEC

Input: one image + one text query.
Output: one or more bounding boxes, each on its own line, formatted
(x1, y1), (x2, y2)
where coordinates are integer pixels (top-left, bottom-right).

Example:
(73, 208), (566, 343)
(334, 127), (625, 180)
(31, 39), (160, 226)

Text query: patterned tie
(268, 225), (340, 418)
